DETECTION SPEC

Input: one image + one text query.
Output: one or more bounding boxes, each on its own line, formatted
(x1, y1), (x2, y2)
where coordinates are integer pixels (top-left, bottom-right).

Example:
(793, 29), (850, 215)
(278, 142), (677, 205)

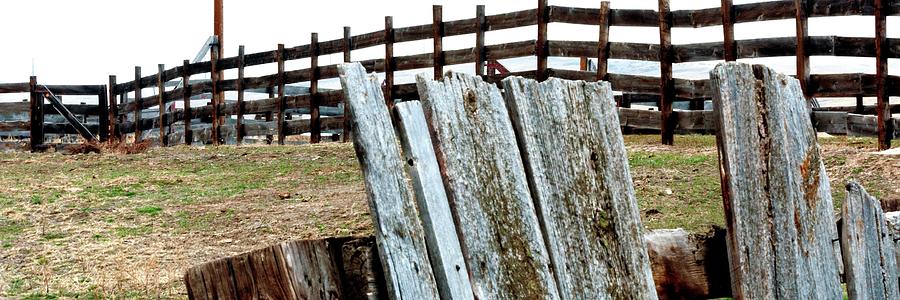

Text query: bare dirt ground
(0, 135), (896, 299)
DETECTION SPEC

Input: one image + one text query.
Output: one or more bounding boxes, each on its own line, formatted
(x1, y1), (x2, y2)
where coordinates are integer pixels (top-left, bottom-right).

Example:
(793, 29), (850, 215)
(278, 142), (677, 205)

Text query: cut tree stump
(338, 63), (441, 300)
(644, 228), (731, 300)
(501, 76), (656, 299)
(841, 181), (899, 300)
(710, 62), (842, 299)
(416, 72), (559, 299)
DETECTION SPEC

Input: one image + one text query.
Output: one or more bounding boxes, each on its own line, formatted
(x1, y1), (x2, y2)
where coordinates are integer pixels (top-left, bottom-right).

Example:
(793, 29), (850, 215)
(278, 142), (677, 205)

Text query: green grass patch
(135, 205), (163, 217)
(114, 226), (153, 237)
(629, 152), (711, 168)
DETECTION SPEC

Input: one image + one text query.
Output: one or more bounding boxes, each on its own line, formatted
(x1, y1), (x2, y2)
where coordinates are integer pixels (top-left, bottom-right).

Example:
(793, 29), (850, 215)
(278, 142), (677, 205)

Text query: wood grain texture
(416, 71), (559, 299)
(338, 63), (441, 300)
(711, 62), (842, 299)
(645, 228), (732, 300)
(841, 181), (900, 300)
(393, 101), (475, 300)
(502, 76), (657, 299)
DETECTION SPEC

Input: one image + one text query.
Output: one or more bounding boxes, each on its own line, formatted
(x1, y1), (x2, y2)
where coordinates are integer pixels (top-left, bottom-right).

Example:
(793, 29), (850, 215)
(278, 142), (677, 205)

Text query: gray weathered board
(840, 181), (899, 300)
(338, 63), (441, 300)
(886, 212), (900, 273)
(501, 76), (656, 298)
(393, 101), (475, 300)
(710, 62), (842, 299)
(416, 72), (560, 299)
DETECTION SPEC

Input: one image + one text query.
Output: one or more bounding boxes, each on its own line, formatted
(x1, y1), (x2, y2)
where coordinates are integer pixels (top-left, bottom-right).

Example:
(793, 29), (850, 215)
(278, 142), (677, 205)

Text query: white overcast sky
(0, 0), (895, 91)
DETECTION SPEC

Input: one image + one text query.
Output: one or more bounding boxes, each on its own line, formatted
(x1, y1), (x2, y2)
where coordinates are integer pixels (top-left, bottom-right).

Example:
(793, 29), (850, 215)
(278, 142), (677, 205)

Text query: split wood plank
(415, 71), (559, 299)
(502, 76), (657, 299)
(337, 62), (441, 300)
(711, 62), (842, 299)
(393, 101), (475, 300)
(840, 181), (899, 300)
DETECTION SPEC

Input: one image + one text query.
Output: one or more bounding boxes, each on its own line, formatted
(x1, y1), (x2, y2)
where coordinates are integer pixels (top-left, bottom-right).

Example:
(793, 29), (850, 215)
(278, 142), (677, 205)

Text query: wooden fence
(0, 79), (108, 150)
(0, 0), (898, 150)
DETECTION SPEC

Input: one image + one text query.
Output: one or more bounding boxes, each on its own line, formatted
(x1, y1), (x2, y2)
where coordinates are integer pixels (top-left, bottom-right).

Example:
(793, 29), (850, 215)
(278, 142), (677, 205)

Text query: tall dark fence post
(157, 64), (167, 146)
(476, 5), (486, 77)
(29, 76), (44, 151)
(276, 44), (286, 145)
(134, 66), (143, 143)
(658, 0), (675, 145)
(343, 26), (352, 143)
(182, 60), (193, 145)
(210, 42), (222, 145)
(98, 85), (109, 142)
(266, 87), (275, 144)
(721, 0), (736, 62)
(108, 75), (120, 141)
(875, 0), (892, 149)
(537, 0), (549, 81)
(236, 46), (246, 145)
(311, 32), (322, 144)
(385, 16), (395, 109)
(795, 0), (811, 99)
(433, 6), (444, 80)
(597, 1), (611, 82)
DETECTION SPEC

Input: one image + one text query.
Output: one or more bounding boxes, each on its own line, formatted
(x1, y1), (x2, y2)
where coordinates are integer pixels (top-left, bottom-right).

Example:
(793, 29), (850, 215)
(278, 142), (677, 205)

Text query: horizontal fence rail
(0, 0), (897, 150)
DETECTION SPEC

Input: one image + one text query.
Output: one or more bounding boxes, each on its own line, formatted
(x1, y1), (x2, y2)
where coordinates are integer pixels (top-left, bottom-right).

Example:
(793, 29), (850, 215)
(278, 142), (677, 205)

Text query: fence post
(210, 41), (222, 145)
(236, 46), (245, 145)
(537, 0), (549, 81)
(98, 85), (109, 143)
(276, 43), (286, 145)
(343, 26), (352, 143)
(108, 75), (120, 142)
(876, 0), (893, 149)
(134, 66), (142, 143)
(597, 1), (611, 81)
(433, 6), (444, 80)
(182, 60), (193, 145)
(267, 87), (275, 144)
(795, 0), (811, 99)
(157, 64), (166, 146)
(29, 76), (44, 151)
(658, 0), (675, 145)
(476, 5), (486, 77)
(385, 16), (395, 109)
(721, 0), (737, 61)
(311, 32), (322, 144)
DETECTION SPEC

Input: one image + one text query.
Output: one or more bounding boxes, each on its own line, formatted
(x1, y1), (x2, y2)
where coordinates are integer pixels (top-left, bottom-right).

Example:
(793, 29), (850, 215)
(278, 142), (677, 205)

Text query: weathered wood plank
(711, 62), (842, 299)
(281, 240), (343, 299)
(645, 228), (731, 300)
(841, 181), (900, 300)
(416, 71), (558, 299)
(393, 101), (475, 300)
(501, 76), (656, 298)
(337, 63), (441, 300)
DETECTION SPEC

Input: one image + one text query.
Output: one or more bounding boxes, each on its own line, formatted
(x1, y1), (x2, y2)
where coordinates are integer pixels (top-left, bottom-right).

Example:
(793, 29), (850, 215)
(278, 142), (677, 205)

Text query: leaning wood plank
(711, 62), (842, 299)
(886, 212), (900, 274)
(841, 181), (899, 300)
(394, 101), (475, 300)
(337, 62), (441, 300)
(502, 76), (656, 299)
(416, 72), (559, 299)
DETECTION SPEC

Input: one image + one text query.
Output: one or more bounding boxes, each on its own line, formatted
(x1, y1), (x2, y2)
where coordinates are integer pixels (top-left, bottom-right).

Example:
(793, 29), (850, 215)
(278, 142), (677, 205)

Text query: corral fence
(1, 0), (899, 151)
